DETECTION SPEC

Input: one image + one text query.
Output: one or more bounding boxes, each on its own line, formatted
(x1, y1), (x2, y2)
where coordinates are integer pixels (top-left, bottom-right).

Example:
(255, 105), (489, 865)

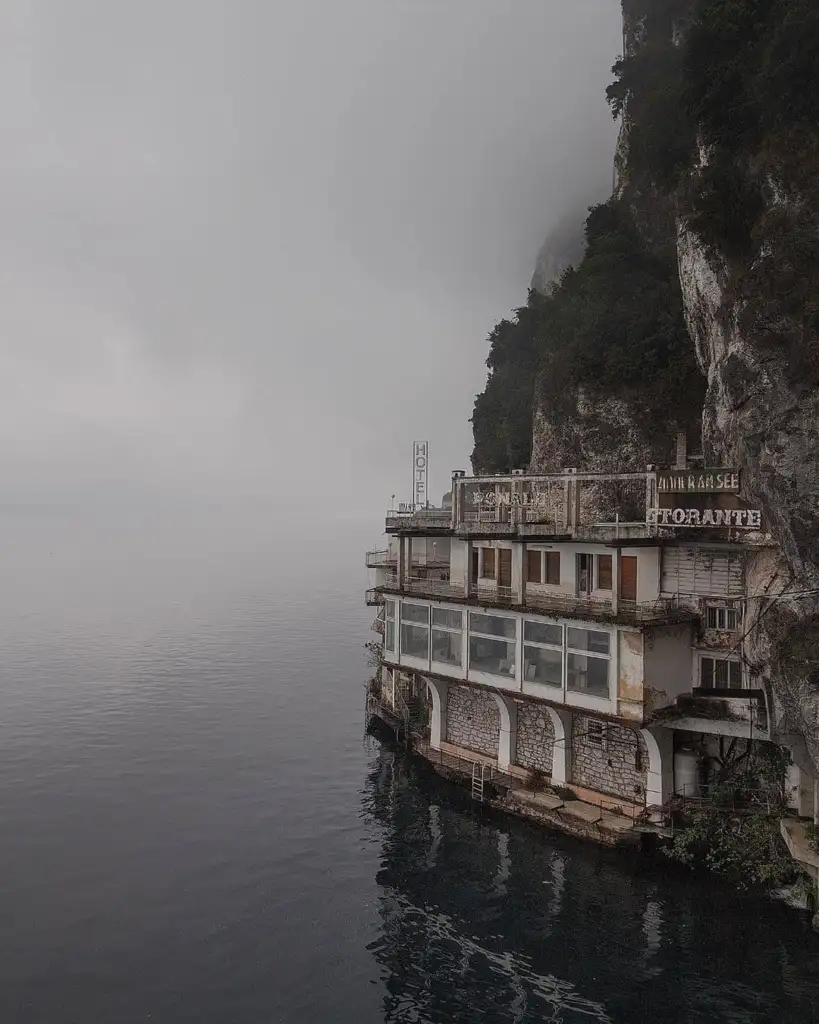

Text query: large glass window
(567, 627), (610, 656)
(401, 624), (429, 659)
(401, 602), (429, 660)
(432, 629), (462, 666)
(523, 646), (562, 686)
(431, 607), (463, 667)
(384, 601), (396, 652)
(523, 619), (563, 687)
(470, 612), (516, 640)
(469, 611), (516, 677)
(524, 621), (562, 646)
(401, 602), (429, 625)
(566, 626), (611, 698)
(470, 635), (515, 677)
(432, 608), (462, 630)
(566, 653), (609, 697)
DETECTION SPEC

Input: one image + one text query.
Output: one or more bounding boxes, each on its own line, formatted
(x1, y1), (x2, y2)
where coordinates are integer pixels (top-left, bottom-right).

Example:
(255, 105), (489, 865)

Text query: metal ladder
(471, 762), (488, 803)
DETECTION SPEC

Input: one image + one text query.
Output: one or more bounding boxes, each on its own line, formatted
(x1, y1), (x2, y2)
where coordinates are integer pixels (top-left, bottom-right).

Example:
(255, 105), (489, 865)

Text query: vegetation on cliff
(471, 198), (703, 473)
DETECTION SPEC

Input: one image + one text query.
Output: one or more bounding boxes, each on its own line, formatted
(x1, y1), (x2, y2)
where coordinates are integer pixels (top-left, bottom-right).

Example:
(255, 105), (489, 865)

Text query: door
(470, 548), (479, 585)
(577, 553), (593, 596)
(498, 549), (512, 591)
(620, 555), (638, 602)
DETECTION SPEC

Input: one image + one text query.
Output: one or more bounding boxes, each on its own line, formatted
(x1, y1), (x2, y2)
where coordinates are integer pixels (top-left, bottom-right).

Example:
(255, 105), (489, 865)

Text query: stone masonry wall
(446, 686), (500, 758)
(571, 717), (648, 802)
(515, 703), (555, 774)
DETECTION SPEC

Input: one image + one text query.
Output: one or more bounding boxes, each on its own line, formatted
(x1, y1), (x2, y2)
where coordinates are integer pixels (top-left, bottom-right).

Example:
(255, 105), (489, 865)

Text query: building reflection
(360, 742), (815, 1024)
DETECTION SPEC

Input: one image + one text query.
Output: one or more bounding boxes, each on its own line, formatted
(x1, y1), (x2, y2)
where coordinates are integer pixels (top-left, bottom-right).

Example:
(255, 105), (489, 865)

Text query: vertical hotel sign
(413, 441), (428, 508)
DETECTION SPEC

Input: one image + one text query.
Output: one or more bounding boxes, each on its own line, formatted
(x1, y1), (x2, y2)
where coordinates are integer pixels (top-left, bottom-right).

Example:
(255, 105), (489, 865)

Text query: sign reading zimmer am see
(657, 469), (740, 493)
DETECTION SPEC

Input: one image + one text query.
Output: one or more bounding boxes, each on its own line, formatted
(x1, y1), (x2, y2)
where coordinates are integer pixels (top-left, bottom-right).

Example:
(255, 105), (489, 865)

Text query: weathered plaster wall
(515, 703), (555, 774)
(445, 686), (500, 757)
(571, 716), (648, 801)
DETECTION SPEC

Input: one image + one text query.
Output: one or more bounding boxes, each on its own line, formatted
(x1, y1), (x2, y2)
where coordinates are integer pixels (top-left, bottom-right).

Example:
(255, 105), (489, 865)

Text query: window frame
(705, 604), (739, 631)
(700, 655), (743, 689)
(526, 549), (542, 584)
(596, 554), (613, 592)
(523, 618), (563, 688)
(468, 610), (517, 679)
(430, 606), (463, 669)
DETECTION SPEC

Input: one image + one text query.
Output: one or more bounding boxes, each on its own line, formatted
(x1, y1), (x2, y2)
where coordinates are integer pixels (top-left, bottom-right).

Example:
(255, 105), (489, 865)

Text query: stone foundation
(445, 686), (500, 757)
(571, 716), (648, 802)
(515, 703), (555, 774)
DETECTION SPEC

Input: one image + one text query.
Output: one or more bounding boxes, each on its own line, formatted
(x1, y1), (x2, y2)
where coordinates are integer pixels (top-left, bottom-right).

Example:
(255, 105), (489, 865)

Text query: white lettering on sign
(657, 470), (740, 493)
(413, 441), (428, 508)
(647, 508), (762, 529)
(469, 490), (552, 509)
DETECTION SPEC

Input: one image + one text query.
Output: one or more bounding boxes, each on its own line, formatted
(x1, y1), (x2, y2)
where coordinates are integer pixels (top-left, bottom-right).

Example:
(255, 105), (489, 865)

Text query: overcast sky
(0, 0), (621, 526)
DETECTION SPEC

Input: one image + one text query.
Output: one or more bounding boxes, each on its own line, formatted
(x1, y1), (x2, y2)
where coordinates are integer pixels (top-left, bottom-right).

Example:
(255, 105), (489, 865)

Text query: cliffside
(471, 0), (819, 768)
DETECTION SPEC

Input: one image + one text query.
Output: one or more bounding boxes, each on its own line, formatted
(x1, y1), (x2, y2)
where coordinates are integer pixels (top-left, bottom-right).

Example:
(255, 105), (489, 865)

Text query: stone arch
(490, 692), (518, 769)
(640, 726), (673, 814)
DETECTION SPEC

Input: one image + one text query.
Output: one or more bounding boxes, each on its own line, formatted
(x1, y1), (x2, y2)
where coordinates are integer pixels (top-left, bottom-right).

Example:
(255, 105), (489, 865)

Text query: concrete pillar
(512, 544), (524, 605)
(465, 540), (474, 597)
(491, 692), (518, 770)
(545, 707), (573, 785)
(424, 677), (449, 750)
(640, 726), (674, 816)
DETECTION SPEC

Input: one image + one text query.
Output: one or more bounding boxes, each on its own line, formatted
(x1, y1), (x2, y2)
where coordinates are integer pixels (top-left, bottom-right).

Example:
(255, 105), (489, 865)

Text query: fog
(0, 0), (622, 533)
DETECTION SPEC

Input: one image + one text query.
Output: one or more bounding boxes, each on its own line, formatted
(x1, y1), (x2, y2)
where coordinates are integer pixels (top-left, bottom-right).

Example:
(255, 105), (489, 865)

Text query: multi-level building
(365, 457), (808, 820)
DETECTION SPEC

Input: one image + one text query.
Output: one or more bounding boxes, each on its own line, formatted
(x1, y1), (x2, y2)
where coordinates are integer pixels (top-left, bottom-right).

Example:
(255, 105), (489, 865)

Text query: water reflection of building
(361, 746), (819, 1023)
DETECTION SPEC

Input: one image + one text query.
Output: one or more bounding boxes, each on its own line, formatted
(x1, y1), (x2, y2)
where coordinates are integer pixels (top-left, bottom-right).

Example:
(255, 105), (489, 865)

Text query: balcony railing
(385, 509), (453, 532)
(366, 549), (395, 568)
(365, 588), (385, 606)
(378, 574), (692, 625)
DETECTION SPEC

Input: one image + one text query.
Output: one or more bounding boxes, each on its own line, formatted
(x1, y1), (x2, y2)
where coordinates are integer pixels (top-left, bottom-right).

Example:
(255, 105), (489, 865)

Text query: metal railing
(366, 548), (394, 568)
(364, 588), (385, 606)
(385, 509), (453, 531)
(469, 583), (515, 604)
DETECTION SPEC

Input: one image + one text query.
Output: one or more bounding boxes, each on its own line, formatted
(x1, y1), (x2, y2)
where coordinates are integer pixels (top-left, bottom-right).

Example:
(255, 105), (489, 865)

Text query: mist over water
(1, 513), (819, 1023)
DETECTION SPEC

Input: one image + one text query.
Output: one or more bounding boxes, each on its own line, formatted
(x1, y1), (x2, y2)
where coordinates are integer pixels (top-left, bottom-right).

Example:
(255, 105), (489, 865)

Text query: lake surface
(1, 512), (819, 1023)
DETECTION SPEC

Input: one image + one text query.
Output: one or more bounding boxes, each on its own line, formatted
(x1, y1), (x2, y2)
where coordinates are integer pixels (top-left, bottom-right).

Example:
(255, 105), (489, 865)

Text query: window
(566, 627), (611, 698)
(400, 602), (429, 660)
(469, 611), (516, 677)
(597, 555), (612, 591)
(526, 550), (542, 583)
(523, 619), (563, 687)
(701, 657), (742, 689)
(481, 548), (495, 579)
(545, 552), (561, 585)
(567, 627), (610, 656)
(470, 612), (516, 639)
(586, 719), (607, 749)
(385, 600), (396, 653)
(431, 607), (463, 667)
(706, 605), (739, 631)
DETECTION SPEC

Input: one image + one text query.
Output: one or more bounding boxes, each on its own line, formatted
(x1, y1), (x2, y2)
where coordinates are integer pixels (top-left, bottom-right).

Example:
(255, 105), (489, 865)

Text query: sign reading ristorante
(657, 469), (740, 493)
(647, 507), (761, 528)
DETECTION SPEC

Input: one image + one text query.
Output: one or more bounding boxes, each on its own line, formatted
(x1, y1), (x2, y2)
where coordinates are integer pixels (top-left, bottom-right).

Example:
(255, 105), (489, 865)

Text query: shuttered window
(545, 552), (561, 585)
(661, 548), (745, 597)
(526, 550), (542, 583)
(597, 555), (612, 591)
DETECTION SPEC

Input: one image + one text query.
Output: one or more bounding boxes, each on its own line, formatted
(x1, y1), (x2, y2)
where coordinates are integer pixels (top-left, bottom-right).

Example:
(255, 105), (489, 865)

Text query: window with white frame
(523, 619), (563, 687)
(700, 656), (742, 689)
(566, 627), (611, 698)
(705, 604), (739, 631)
(400, 601), (429, 660)
(384, 600), (396, 653)
(431, 607), (463, 667)
(469, 611), (516, 677)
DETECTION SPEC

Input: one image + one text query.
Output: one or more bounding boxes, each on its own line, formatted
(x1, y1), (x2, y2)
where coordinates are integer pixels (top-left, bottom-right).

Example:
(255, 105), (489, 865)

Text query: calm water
(1, 513), (819, 1023)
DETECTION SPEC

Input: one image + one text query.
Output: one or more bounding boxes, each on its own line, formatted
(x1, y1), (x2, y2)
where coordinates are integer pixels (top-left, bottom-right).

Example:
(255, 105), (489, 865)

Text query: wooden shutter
(482, 548), (495, 578)
(620, 556), (638, 601)
(545, 552), (561, 585)
(526, 549), (542, 583)
(597, 554), (613, 591)
(661, 548), (745, 597)
(498, 549), (512, 589)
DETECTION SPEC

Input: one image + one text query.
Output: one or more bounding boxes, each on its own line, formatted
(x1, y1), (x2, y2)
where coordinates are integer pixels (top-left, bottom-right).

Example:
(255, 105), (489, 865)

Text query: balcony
(650, 689), (770, 737)
(376, 575), (694, 627)
(365, 588), (385, 606)
(385, 509), (453, 533)
(366, 549), (395, 569)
